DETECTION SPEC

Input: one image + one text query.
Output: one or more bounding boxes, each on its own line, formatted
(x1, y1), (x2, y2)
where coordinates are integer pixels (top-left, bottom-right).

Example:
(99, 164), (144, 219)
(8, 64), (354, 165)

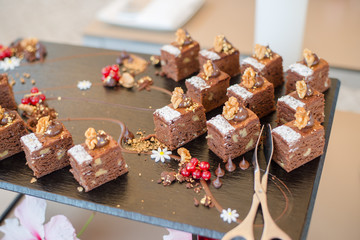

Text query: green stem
(76, 212), (96, 238)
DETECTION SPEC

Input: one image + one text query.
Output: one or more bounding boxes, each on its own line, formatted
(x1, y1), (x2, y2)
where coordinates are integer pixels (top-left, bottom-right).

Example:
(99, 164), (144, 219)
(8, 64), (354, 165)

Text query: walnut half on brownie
(272, 107), (325, 172)
(153, 87), (207, 150)
(0, 106), (28, 160)
(20, 116), (73, 178)
(67, 128), (128, 192)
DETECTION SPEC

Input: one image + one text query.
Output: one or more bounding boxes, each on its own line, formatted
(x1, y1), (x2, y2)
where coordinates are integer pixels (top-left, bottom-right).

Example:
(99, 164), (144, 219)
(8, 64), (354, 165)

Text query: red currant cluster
(0, 45), (13, 60)
(21, 87), (46, 106)
(180, 158), (211, 181)
(101, 64), (121, 85)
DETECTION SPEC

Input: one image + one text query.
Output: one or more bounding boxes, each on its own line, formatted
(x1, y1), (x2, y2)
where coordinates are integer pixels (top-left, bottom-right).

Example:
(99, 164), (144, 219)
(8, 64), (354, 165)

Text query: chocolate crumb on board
(200, 195), (214, 208)
(194, 197), (200, 207)
(30, 177), (37, 183)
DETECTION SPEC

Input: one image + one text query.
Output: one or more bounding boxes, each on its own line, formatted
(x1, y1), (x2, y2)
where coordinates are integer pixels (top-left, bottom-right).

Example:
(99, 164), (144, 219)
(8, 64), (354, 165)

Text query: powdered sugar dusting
(278, 95), (305, 110)
(207, 115), (235, 136)
(241, 57), (265, 71)
(161, 45), (181, 57)
(21, 133), (42, 153)
(273, 125), (301, 148)
(227, 84), (253, 101)
(154, 106), (181, 124)
(68, 145), (93, 165)
(186, 76), (210, 91)
(288, 63), (313, 77)
(199, 49), (221, 60)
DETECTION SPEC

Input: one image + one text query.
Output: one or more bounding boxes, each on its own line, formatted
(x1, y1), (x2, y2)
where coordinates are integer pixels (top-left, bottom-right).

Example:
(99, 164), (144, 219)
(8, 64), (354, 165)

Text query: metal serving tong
(222, 124), (291, 240)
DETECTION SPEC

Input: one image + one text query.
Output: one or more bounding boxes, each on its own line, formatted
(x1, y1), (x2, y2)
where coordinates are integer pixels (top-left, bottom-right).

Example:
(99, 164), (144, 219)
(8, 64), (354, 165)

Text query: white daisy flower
(151, 147), (172, 163)
(77, 80), (92, 90)
(220, 208), (239, 224)
(0, 57), (21, 71)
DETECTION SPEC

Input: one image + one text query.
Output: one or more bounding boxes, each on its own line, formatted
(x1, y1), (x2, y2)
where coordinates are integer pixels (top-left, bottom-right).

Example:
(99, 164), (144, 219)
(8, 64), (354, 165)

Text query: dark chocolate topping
(44, 120), (63, 137)
(305, 83), (313, 97)
(225, 158), (236, 172)
(103, 76), (118, 88)
(305, 113), (315, 129)
(239, 157), (250, 170)
(0, 110), (16, 126)
(233, 106), (248, 122)
(302, 53), (320, 67)
(123, 127), (135, 143)
(212, 176), (223, 189)
(215, 163), (225, 177)
(116, 51), (132, 65)
(177, 95), (193, 108)
(96, 133), (110, 148)
(254, 76), (264, 88)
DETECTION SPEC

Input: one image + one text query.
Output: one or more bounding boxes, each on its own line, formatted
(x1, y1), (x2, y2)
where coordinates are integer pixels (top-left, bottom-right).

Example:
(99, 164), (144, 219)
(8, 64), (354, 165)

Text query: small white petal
(164, 155), (171, 160)
(155, 156), (161, 162)
(157, 147), (162, 152)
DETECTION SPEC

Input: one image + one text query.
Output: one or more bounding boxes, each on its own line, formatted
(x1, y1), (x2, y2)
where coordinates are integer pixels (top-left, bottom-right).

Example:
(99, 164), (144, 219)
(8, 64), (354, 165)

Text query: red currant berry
(201, 170), (211, 181)
(186, 162), (196, 172)
(39, 94), (46, 101)
(199, 161), (210, 171)
(29, 96), (39, 105)
(21, 97), (30, 104)
(111, 64), (119, 72)
(180, 168), (190, 177)
(101, 66), (111, 77)
(30, 87), (39, 93)
(3, 48), (11, 58)
(190, 158), (199, 166)
(192, 169), (202, 179)
(0, 52), (5, 60)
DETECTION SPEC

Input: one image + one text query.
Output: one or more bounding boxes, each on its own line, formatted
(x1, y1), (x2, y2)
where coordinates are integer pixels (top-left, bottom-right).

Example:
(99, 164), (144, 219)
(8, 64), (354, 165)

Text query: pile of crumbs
(124, 131), (166, 153)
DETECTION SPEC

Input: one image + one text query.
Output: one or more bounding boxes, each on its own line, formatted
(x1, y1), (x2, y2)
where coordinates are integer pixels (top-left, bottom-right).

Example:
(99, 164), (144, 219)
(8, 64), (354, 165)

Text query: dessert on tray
(185, 60), (230, 112)
(241, 44), (284, 88)
(10, 38), (47, 62)
(198, 35), (240, 77)
(67, 128), (128, 192)
(227, 67), (275, 118)
(0, 73), (17, 110)
(153, 87), (207, 150)
(0, 106), (28, 161)
(20, 116), (73, 178)
(206, 97), (260, 162)
(277, 80), (325, 124)
(286, 48), (330, 93)
(160, 29), (200, 82)
(272, 107), (325, 172)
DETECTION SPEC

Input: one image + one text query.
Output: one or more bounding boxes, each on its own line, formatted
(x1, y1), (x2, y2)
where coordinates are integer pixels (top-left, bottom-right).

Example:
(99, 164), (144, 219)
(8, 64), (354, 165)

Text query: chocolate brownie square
(286, 49), (330, 93)
(277, 80), (325, 124)
(160, 29), (200, 82)
(0, 73), (17, 110)
(185, 60), (230, 112)
(153, 87), (207, 150)
(206, 97), (260, 162)
(20, 118), (73, 178)
(241, 44), (284, 88)
(67, 128), (128, 192)
(272, 107), (325, 172)
(0, 107), (28, 160)
(227, 67), (275, 118)
(198, 35), (240, 77)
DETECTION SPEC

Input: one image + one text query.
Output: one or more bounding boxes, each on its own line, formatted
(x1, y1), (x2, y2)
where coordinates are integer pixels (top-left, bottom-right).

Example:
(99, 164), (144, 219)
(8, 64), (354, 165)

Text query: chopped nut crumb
(31, 79), (36, 85)
(23, 73), (31, 78)
(30, 177), (37, 183)
(20, 78), (25, 84)
(77, 186), (84, 192)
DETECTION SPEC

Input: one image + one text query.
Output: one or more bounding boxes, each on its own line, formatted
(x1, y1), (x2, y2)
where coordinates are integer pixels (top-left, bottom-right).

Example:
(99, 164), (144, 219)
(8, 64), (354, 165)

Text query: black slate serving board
(0, 42), (340, 239)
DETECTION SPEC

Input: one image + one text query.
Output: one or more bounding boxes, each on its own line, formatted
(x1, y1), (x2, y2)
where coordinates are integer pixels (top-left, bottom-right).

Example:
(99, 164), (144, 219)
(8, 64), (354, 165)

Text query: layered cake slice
(277, 80), (325, 124)
(272, 107), (325, 172)
(206, 97), (260, 162)
(153, 87), (207, 150)
(185, 60), (230, 112)
(227, 67), (275, 118)
(286, 48), (330, 93)
(198, 35), (240, 77)
(160, 28), (200, 81)
(0, 73), (17, 110)
(0, 106), (28, 160)
(241, 44), (284, 87)
(20, 116), (73, 178)
(67, 128), (128, 192)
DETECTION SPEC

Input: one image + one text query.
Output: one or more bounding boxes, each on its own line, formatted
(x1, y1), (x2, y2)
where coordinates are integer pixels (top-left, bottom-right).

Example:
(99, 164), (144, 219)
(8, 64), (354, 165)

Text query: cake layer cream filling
(273, 125), (301, 148)
(154, 105), (181, 124)
(161, 44), (181, 57)
(21, 133), (42, 153)
(199, 49), (220, 60)
(227, 84), (253, 101)
(241, 57), (265, 71)
(68, 145), (93, 164)
(207, 114), (235, 136)
(278, 95), (305, 110)
(186, 76), (210, 91)
(288, 63), (313, 77)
